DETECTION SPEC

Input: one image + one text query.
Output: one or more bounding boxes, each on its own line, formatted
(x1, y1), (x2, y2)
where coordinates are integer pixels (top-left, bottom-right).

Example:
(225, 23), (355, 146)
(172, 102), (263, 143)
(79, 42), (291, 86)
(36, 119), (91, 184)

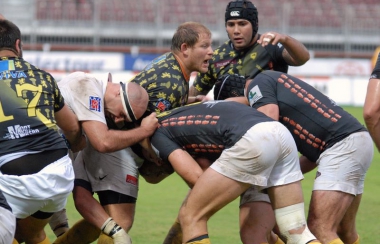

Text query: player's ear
(15, 39), (22, 56)
(180, 43), (189, 55)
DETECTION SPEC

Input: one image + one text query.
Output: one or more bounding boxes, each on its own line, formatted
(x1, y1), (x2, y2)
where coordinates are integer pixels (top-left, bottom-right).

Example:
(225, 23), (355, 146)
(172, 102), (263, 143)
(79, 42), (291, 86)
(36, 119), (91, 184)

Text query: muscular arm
(258, 32), (310, 66)
(55, 104), (85, 152)
(168, 149), (204, 188)
(82, 113), (158, 153)
(256, 104), (280, 120)
(299, 155), (317, 174)
(281, 35), (310, 66)
(363, 78), (380, 151)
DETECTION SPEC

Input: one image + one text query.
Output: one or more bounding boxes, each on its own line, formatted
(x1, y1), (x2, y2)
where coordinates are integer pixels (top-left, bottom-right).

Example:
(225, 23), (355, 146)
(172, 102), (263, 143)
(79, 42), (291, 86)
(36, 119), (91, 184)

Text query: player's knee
(275, 203), (317, 244)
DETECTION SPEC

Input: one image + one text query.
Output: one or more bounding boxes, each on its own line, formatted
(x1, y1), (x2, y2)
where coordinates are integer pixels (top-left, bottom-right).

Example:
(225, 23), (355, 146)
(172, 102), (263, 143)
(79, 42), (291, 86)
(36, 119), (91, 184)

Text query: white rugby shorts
(0, 207), (16, 244)
(240, 185), (270, 206)
(315, 131), (374, 195)
(0, 154), (74, 219)
(74, 143), (143, 198)
(211, 121), (303, 190)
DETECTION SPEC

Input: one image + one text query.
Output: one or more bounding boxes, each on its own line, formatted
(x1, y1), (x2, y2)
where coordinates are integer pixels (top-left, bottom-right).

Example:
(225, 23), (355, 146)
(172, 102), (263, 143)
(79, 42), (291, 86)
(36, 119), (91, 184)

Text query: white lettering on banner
(23, 51), (123, 71)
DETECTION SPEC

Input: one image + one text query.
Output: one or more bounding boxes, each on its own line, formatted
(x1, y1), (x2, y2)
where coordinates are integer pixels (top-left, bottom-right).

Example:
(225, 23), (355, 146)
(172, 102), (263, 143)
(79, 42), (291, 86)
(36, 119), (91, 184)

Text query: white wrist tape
(101, 218), (132, 244)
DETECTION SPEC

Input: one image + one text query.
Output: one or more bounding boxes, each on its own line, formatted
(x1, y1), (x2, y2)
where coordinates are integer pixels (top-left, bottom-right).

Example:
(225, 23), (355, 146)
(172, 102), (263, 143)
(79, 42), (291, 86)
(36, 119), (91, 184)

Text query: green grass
(46, 106), (380, 243)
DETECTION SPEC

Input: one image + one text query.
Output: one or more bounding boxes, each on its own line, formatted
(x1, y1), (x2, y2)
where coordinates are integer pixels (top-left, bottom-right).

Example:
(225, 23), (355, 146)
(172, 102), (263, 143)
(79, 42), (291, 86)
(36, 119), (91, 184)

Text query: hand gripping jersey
(193, 38), (288, 94)
(151, 101), (273, 162)
(131, 52), (189, 114)
(0, 57), (67, 160)
(246, 70), (367, 162)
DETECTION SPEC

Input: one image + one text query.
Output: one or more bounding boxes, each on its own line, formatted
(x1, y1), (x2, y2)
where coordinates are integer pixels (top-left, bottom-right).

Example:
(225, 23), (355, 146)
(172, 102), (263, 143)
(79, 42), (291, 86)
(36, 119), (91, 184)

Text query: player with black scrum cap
(191, 0), (310, 100)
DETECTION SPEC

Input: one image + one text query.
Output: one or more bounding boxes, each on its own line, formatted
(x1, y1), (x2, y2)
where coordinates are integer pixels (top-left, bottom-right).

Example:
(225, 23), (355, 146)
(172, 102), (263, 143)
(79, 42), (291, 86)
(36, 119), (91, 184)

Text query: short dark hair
(171, 22), (211, 52)
(0, 19), (21, 54)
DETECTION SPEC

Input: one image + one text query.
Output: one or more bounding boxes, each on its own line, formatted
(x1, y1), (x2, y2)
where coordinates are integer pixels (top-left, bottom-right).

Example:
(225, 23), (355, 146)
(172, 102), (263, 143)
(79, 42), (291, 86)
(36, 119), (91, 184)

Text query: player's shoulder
(143, 52), (175, 70)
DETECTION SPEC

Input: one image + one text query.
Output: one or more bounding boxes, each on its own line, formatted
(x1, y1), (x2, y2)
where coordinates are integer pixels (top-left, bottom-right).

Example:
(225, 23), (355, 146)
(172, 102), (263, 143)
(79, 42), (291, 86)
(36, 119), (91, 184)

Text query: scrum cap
(225, 0), (258, 38)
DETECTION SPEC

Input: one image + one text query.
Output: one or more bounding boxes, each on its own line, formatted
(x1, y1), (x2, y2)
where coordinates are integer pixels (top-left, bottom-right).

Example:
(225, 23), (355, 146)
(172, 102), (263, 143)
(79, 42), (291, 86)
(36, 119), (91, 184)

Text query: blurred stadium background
(2, 0), (380, 105)
(3, 0), (379, 56)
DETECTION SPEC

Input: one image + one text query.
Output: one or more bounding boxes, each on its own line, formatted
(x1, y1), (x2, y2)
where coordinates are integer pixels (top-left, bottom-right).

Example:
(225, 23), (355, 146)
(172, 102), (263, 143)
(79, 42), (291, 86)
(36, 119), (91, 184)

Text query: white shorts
(211, 121), (303, 190)
(74, 144), (143, 198)
(0, 154), (74, 219)
(240, 185), (270, 206)
(0, 207), (16, 244)
(315, 131), (374, 195)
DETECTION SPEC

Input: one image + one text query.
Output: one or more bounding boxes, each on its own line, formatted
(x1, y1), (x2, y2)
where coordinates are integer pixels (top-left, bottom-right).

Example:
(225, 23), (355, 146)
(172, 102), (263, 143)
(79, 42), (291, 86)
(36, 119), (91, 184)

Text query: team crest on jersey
(155, 98), (171, 112)
(247, 85), (263, 107)
(89, 96), (101, 112)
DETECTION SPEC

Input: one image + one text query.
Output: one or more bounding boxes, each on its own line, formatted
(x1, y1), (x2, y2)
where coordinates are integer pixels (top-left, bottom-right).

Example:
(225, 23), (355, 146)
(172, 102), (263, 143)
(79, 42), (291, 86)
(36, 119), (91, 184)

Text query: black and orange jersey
(151, 101), (273, 162)
(193, 37), (288, 94)
(246, 70), (366, 162)
(131, 52), (189, 114)
(0, 57), (67, 157)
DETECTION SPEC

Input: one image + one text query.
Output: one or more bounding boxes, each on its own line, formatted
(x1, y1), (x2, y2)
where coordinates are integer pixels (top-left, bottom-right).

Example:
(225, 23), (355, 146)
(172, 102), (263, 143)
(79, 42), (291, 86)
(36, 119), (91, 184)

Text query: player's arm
(168, 149), (204, 188)
(256, 104), (280, 121)
(82, 113), (158, 153)
(363, 77), (380, 151)
(364, 53), (380, 151)
(280, 35), (310, 66)
(55, 104), (86, 152)
(186, 95), (209, 104)
(259, 31), (310, 66)
(299, 155), (317, 174)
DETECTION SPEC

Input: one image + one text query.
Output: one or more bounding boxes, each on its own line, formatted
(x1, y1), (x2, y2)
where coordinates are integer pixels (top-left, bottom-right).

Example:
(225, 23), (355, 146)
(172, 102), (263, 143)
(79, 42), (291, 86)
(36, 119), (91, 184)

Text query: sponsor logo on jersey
(126, 174), (138, 185)
(248, 85), (263, 107)
(5, 125), (39, 139)
(144, 53), (167, 71)
(0, 60), (15, 72)
(230, 11), (240, 17)
(155, 98), (172, 112)
(0, 60), (27, 80)
(214, 59), (237, 68)
(89, 96), (101, 112)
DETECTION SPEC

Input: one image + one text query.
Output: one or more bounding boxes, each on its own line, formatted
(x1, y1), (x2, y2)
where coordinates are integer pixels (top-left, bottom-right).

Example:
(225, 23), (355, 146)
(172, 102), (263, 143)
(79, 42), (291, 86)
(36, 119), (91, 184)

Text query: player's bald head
(120, 82), (149, 122)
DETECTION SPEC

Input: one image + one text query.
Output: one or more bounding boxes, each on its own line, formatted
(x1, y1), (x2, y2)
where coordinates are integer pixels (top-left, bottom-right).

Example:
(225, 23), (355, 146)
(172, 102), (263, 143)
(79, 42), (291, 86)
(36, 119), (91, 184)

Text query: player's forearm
(363, 79), (380, 151)
(364, 117), (380, 151)
(282, 36), (310, 66)
(98, 127), (153, 153)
